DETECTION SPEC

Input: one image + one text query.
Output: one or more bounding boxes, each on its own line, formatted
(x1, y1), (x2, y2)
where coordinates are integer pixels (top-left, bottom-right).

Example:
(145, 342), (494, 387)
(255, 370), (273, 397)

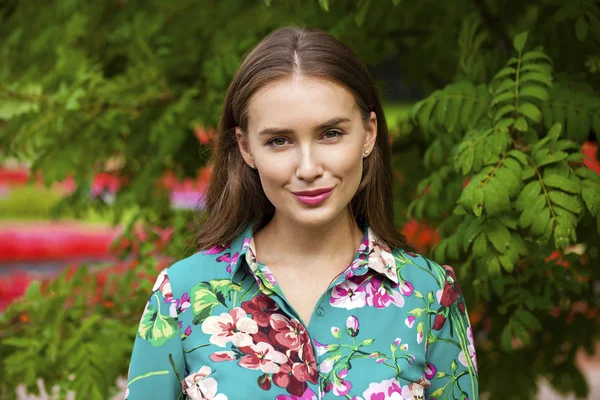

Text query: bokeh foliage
(1, 0), (600, 399)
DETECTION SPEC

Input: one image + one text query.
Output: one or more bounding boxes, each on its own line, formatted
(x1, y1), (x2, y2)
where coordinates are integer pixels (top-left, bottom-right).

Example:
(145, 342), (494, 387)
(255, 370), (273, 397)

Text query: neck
(254, 209), (363, 270)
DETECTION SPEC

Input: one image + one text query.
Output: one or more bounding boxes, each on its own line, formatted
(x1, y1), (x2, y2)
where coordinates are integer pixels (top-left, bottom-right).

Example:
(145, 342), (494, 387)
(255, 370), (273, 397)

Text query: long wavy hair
(195, 26), (413, 252)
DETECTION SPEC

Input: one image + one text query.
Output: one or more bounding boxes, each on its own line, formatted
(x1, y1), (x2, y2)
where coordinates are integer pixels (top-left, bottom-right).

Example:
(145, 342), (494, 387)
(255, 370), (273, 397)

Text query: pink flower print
(203, 244), (229, 255)
(330, 280), (367, 309)
(331, 327), (341, 339)
(216, 254), (231, 263)
(370, 245), (397, 282)
(260, 266), (277, 286)
(365, 278), (404, 309)
(416, 322), (424, 344)
(241, 294), (280, 327)
(291, 345), (318, 382)
(238, 342), (288, 373)
(152, 269), (173, 301)
(179, 322), (192, 340)
(226, 252), (239, 274)
(275, 387), (318, 400)
(332, 369), (352, 396)
(209, 351), (236, 362)
(424, 362), (437, 380)
(393, 338), (401, 346)
(362, 378), (407, 400)
(398, 279), (414, 296)
(270, 314), (307, 352)
(346, 315), (360, 337)
(458, 326), (478, 373)
(405, 316), (415, 328)
(201, 307), (258, 347)
(169, 292), (192, 317)
(182, 366), (228, 400)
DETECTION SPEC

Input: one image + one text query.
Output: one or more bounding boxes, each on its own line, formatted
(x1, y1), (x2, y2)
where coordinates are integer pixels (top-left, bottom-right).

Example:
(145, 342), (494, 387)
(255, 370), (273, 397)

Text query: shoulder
(391, 248), (454, 292)
(160, 244), (235, 297)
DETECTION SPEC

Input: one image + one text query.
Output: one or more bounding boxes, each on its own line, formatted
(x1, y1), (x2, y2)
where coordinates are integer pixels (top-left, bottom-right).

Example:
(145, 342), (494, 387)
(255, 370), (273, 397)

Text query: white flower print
(182, 366), (228, 400)
(201, 307), (258, 347)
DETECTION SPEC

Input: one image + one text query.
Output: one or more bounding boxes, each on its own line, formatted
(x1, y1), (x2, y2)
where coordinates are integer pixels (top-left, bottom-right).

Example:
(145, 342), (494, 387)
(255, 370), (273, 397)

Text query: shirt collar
(228, 223), (399, 284)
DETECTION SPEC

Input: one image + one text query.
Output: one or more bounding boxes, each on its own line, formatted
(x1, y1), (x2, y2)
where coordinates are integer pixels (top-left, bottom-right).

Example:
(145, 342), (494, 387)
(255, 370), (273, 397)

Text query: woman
(126, 26), (478, 400)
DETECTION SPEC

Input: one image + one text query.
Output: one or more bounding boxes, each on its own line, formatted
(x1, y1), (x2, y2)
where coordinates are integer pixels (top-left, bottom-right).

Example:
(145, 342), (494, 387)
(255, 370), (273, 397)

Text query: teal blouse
(126, 225), (479, 400)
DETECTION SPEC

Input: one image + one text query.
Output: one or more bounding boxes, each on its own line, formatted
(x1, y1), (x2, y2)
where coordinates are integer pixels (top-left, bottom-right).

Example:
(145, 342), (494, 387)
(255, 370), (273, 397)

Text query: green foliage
(1, 0), (600, 399)
(0, 259), (158, 400)
(411, 29), (600, 399)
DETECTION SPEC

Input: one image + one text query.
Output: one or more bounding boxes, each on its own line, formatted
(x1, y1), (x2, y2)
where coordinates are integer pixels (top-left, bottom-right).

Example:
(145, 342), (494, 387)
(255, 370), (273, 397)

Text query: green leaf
(514, 117), (528, 132)
(513, 31), (528, 53)
(138, 302), (178, 347)
(548, 191), (582, 213)
(493, 104), (516, 123)
(493, 67), (517, 81)
(530, 207), (551, 236)
(544, 175), (581, 193)
(521, 51), (552, 63)
(519, 86), (549, 101)
(190, 282), (222, 324)
(491, 91), (515, 107)
(501, 324), (513, 351)
(513, 321), (531, 346)
(518, 103), (542, 123)
(582, 186), (600, 216)
(486, 220), (511, 253)
(494, 79), (516, 95)
(318, 0), (330, 11)
(509, 149), (528, 165)
(515, 308), (542, 332)
(488, 256), (501, 277)
(520, 72), (552, 87)
(472, 233), (488, 257)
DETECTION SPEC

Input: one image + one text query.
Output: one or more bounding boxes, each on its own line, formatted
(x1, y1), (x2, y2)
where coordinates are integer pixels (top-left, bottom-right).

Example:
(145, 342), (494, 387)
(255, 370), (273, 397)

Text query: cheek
(330, 148), (364, 184)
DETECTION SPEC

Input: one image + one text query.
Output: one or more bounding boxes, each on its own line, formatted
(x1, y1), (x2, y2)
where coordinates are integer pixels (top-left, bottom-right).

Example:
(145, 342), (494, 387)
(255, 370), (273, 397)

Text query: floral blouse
(126, 224), (479, 400)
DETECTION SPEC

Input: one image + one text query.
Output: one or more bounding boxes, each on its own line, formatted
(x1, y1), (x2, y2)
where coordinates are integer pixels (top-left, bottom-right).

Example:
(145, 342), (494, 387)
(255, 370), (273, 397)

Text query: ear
(235, 127), (255, 167)
(363, 111), (377, 155)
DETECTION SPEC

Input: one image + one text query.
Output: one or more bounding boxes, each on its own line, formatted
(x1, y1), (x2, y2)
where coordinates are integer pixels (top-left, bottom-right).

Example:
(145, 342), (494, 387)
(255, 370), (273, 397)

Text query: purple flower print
(330, 280), (367, 309)
(424, 362), (437, 380)
(203, 244), (229, 255)
(405, 316), (415, 328)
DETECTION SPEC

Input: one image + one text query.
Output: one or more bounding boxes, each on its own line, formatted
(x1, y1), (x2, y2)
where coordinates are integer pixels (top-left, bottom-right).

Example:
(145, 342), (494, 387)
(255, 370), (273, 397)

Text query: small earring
(364, 150), (369, 155)
(250, 163), (255, 169)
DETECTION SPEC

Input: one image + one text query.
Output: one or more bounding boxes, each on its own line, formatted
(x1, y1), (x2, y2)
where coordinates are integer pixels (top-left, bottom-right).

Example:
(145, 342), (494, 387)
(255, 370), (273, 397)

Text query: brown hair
(195, 26), (413, 252)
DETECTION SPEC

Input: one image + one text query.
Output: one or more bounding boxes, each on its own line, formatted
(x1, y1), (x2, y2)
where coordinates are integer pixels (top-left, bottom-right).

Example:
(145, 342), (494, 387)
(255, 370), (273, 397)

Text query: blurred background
(1, 0), (599, 399)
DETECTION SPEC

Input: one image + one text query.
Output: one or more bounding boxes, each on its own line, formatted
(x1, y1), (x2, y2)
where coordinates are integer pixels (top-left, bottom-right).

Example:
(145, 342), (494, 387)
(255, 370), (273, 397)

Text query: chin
(288, 206), (347, 228)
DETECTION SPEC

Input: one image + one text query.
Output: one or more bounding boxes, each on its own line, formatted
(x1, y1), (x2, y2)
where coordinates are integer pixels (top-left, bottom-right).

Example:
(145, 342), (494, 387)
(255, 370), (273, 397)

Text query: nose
(295, 146), (323, 182)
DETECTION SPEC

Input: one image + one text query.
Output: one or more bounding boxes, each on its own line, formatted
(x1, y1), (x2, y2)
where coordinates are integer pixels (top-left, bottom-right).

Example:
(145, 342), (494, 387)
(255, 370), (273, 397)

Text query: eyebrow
(258, 117), (351, 136)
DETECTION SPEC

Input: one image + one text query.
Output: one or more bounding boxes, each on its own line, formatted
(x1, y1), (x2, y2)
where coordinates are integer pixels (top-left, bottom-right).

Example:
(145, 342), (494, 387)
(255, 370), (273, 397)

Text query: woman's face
(236, 77), (377, 228)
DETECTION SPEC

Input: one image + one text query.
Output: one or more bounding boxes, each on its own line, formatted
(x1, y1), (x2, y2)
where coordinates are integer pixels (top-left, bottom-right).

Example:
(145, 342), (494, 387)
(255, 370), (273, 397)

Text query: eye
(323, 129), (344, 140)
(266, 137), (289, 147)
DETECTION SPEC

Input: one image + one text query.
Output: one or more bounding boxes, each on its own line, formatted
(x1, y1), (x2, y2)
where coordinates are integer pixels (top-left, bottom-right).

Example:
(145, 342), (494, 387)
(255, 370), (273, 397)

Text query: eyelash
(266, 129), (345, 148)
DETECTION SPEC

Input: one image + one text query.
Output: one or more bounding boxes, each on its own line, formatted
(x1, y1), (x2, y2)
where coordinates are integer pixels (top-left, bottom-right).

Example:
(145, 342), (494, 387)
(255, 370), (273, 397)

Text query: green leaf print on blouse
(138, 298), (179, 347)
(190, 279), (243, 324)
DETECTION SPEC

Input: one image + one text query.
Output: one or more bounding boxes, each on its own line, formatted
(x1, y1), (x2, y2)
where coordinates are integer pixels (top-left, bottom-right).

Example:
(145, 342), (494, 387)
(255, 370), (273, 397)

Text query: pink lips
(292, 187), (334, 206)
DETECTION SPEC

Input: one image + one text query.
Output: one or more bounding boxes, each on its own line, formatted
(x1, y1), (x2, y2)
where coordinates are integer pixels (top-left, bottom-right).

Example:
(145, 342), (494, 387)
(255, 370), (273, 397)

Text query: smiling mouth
(291, 187), (334, 206)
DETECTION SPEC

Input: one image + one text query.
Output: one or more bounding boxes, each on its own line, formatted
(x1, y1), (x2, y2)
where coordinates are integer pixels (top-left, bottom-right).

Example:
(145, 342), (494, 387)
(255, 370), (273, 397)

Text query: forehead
(246, 77), (358, 131)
